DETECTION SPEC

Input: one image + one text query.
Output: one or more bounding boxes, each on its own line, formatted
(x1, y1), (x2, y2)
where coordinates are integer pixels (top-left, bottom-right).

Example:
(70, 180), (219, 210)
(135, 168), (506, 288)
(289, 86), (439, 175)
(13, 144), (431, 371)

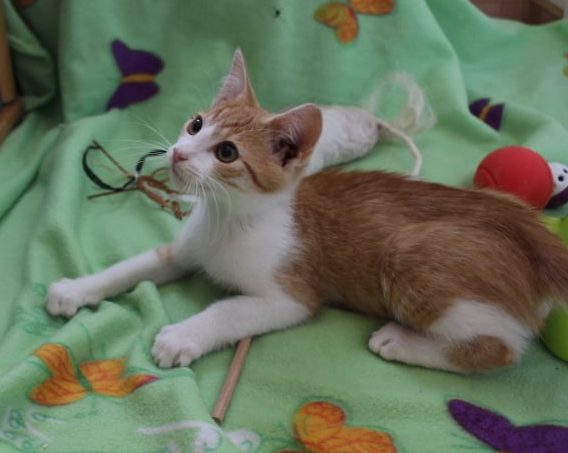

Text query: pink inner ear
(273, 137), (300, 167)
(269, 104), (323, 164)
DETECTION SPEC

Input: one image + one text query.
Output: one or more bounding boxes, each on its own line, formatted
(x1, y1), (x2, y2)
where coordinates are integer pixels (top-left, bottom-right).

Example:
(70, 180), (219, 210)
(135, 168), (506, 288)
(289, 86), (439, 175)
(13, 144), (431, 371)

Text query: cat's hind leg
(429, 300), (532, 372)
(369, 300), (532, 373)
(369, 322), (460, 371)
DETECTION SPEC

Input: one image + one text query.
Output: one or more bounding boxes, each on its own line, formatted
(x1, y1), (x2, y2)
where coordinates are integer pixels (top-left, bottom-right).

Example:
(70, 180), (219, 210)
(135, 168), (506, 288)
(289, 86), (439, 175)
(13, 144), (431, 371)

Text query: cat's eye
(187, 115), (203, 135)
(215, 142), (239, 163)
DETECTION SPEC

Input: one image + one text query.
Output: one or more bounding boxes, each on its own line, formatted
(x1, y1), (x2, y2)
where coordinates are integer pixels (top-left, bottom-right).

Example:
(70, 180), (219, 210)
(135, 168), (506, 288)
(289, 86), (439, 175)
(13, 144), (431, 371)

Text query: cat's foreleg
(152, 294), (310, 367)
(46, 245), (189, 317)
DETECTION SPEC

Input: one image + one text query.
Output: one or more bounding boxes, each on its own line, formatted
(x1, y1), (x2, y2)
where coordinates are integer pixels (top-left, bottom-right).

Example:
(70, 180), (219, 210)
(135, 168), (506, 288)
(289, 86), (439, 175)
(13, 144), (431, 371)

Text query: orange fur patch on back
(283, 170), (568, 336)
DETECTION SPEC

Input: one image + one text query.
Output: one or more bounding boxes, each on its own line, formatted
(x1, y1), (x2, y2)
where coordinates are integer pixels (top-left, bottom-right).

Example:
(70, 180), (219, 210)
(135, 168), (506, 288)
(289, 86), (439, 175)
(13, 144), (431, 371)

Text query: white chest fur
(174, 200), (296, 296)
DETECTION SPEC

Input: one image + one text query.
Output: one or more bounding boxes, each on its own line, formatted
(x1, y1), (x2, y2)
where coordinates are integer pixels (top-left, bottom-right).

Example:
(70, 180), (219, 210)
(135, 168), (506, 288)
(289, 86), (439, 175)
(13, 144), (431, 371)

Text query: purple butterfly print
(107, 83), (159, 111)
(448, 399), (568, 453)
(106, 40), (164, 110)
(469, 98), (504, 131)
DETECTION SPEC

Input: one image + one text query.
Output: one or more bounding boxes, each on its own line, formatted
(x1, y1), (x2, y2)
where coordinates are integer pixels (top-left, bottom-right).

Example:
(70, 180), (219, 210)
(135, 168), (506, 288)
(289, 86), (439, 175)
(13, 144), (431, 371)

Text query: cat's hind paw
(368, 322), (414, 361)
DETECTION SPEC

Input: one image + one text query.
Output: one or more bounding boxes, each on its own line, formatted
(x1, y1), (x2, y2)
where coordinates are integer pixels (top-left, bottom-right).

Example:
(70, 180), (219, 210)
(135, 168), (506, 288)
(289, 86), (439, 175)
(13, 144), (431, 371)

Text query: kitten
(47, 50), (568, 373)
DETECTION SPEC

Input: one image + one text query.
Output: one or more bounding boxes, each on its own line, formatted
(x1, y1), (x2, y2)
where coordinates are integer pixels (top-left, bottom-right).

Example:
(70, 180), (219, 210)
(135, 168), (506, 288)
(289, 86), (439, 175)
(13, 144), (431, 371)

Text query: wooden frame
(0, 0), (23, 145)
(471, 0), (566, 23)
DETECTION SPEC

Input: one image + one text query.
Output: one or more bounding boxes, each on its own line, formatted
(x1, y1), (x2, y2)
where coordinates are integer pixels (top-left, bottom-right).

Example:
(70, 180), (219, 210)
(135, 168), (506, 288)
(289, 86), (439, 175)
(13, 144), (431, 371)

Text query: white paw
(46, 278), (100, 318)
(368, 322), (411, 362)
(152, 323), (201, 368)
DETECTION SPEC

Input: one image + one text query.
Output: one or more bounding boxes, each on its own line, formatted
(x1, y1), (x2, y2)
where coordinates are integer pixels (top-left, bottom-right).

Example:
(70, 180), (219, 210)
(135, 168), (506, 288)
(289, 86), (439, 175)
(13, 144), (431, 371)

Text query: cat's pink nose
(172, 148), (188, 164)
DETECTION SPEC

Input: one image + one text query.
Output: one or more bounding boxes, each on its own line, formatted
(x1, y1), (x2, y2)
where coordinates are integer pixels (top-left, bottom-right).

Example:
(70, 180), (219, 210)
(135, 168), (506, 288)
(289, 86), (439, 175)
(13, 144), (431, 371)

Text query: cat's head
(168, 49), (322, 201)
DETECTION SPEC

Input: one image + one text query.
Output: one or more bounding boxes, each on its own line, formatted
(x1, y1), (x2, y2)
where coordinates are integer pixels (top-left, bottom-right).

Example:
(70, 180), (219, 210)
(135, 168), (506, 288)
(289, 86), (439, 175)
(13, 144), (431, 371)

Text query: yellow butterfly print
(350, 0), (394, 15)
(314, 0), (395, 43)
(29, 343), (158, 406)
(280, 401), (397, 452)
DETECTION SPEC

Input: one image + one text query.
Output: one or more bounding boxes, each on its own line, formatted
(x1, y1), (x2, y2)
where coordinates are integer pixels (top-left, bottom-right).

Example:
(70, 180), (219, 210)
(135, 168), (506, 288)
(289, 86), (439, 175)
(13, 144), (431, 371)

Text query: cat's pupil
(188, 115), (203, 135)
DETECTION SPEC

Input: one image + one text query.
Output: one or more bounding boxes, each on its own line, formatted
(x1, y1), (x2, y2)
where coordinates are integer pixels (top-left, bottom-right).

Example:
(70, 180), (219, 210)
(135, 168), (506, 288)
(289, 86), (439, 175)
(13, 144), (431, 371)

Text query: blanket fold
(0, 1), (566, 452)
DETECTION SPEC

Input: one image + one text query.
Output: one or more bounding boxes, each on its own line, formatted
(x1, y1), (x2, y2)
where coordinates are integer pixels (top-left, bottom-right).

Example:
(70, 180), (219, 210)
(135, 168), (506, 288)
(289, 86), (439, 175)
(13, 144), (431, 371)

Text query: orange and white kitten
(47, 50), (568, 373)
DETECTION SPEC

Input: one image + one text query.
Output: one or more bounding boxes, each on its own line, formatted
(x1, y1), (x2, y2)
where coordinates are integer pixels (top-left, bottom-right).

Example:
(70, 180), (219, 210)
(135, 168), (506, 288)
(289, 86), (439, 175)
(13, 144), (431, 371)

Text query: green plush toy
(541, 215), (568, 362)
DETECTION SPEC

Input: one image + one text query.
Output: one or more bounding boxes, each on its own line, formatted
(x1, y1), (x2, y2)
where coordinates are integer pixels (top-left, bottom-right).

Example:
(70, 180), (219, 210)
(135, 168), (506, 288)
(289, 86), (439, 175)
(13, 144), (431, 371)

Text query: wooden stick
(0, 1), (17, 104)
(0, 98), (22, 144)
(212, 336), (252, 424)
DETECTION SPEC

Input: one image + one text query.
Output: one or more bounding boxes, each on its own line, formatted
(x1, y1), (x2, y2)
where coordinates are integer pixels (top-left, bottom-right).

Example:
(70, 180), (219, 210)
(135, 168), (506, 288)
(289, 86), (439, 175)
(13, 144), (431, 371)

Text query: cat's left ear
(212, 48), (258, 107)
(269, 104), (323, 167)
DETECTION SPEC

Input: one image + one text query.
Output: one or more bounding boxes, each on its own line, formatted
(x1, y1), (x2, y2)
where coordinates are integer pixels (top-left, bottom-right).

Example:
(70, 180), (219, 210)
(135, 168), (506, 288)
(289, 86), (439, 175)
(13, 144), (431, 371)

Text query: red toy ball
(474, 146), (553, 209)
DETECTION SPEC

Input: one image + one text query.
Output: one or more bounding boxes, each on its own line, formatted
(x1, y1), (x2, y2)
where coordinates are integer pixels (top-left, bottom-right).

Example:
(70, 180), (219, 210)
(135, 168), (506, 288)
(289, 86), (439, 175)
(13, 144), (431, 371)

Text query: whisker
(98, 150), (168, 168)
(210, 170), (233, 217)
(123, 114), (172, 148)
(202, 178), (214, 231)
(100, 148), (165, 160)
(195, 180), (211, 243)
(182, 179), (192, 200)
(208, 175), (232, 219)
(202, 182), (218, 245)
(106, 138), (168, 151)
(205, 178), (221, 236)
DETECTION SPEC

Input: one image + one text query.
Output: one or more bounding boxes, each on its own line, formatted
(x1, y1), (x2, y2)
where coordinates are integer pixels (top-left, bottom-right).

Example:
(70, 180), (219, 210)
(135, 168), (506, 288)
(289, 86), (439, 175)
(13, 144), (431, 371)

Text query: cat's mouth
(170, 165), (189, 188)
(169, 164), (202, 192)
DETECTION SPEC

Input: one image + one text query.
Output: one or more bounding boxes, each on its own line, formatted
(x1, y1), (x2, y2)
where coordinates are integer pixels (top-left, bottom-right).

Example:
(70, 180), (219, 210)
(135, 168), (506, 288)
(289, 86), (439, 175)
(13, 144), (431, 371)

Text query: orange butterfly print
(314, 0), (395, 43)
(29, 343), (158, 406)
(281, 401), (397, 453)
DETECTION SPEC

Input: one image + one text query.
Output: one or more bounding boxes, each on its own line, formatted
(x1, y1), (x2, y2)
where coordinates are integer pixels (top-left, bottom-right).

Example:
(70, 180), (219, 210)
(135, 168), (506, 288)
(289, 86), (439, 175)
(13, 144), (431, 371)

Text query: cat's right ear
(269, 104), (323, 167)
(212, 49), (258, 107)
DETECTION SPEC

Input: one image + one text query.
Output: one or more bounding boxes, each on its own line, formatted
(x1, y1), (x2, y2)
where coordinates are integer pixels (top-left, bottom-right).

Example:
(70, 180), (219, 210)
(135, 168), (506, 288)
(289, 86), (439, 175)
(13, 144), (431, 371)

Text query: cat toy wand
(82, 140), (191, 220)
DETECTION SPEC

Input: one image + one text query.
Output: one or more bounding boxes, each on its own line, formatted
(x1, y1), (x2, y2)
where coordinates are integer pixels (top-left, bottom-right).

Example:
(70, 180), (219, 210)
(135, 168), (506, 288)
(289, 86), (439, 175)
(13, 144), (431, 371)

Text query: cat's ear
(212, 49), (258, 107)
(269, 104), (323, 167)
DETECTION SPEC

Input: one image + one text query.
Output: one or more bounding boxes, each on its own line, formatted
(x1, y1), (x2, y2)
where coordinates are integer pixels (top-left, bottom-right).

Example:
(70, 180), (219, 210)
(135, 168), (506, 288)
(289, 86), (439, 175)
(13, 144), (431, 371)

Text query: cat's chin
(168, 173), (183, 190)
(169, 167), (191, 191)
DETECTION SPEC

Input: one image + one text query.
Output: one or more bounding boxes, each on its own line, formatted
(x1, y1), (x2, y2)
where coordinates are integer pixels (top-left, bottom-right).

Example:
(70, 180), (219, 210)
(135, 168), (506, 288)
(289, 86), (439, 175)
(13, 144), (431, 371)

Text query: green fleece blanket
(1, 0), (567, 452)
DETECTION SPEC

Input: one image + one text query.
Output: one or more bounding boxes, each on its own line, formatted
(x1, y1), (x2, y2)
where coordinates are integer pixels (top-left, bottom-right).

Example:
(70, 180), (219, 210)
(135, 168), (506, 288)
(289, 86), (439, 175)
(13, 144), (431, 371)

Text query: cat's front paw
(46, 278), (101, 318)
(152, 323), (201, 368)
